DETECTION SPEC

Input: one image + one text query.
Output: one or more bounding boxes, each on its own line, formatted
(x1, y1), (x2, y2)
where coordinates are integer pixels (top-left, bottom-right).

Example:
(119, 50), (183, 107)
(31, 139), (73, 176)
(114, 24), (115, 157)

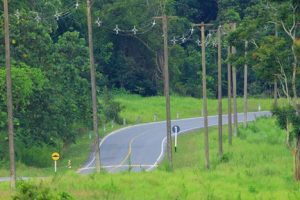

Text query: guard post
(172, 125), (180, 153)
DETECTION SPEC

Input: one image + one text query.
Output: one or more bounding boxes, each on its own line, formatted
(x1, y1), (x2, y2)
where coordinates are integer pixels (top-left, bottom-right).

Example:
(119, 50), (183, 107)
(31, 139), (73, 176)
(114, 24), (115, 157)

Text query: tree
(272, 105), (300, 180)
(174, 0), (218, 23)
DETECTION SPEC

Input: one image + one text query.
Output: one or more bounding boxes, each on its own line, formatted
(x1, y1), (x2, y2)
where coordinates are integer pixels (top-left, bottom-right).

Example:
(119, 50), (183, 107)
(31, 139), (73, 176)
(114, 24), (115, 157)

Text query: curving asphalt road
(78, 111), (271, 174)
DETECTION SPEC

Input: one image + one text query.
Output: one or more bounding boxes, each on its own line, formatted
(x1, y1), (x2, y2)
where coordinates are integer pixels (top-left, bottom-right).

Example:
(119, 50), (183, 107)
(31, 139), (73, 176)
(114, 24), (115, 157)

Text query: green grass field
(115, 94), (285, 123)
(1, 117), (299, 200)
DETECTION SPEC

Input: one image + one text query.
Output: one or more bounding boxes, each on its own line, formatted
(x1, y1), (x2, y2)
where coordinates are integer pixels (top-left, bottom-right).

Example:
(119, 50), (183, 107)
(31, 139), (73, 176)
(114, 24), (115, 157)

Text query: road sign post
(51, 152), (60, 173)
(172, 125), (180, 153)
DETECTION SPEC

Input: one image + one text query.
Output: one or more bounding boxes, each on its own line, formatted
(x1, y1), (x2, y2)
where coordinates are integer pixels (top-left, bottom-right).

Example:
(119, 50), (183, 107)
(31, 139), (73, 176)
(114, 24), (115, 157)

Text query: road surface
(0, 177), (29, 183)
(78, 111), (270, 174)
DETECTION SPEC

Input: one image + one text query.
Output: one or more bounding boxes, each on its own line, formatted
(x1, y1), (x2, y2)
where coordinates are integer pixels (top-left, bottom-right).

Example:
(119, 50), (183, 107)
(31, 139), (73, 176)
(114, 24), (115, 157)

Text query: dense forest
(0, 0), (299, 166)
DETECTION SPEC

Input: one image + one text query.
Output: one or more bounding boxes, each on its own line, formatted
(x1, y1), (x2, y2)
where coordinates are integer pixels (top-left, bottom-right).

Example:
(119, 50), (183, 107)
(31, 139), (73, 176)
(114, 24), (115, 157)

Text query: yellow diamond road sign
(52, 152), (60, 161)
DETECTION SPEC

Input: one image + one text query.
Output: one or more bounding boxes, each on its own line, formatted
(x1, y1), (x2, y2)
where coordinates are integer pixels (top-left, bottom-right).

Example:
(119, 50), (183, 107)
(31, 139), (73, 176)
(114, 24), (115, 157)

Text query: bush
(99, 86), (123, 124)
(13, 182), (74, 200)
(0, 132), (9, 161)
(18, 145), (55, 168)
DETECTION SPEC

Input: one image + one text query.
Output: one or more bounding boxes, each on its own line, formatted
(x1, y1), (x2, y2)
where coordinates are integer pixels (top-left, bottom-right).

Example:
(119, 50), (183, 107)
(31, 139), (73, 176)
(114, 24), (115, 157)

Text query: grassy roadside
(0, 124), (124, 177)
(0, 133), (93, 177)
(1, 117), (300, 200)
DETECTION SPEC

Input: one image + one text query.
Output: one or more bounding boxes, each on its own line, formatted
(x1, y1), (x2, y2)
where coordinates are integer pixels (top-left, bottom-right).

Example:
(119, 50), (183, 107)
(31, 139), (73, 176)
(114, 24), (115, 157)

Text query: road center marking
(110, 130), (149, 172)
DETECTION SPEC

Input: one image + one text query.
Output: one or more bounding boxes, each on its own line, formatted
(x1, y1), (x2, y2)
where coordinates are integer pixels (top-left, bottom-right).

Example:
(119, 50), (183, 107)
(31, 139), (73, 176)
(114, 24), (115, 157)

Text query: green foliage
(13, 182), (74, 200)
(272, 105), (295, 131)
(223, 8), (241, 23)
(0, 64), (45, 111)
(294, 39), (300, 59)
(174, 0), (218, 23)
(169, 46), (203, 97)
(17, 145), (55, 168)
(272, 104), (300, 139)
(99, 87), (123, 124)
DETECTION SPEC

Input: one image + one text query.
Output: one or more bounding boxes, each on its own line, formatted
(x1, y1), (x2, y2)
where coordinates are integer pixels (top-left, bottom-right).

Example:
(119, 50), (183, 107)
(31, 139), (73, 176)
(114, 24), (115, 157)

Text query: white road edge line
(79, 164), (158, 171)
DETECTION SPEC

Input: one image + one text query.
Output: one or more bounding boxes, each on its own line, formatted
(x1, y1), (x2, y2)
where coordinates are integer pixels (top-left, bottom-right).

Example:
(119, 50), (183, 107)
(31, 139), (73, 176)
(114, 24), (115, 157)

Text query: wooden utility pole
(274, 23), (278, 107)
(243, 40), (248, 128)
(86, 0), (101, 172)
(202, 23), (209, 169)
(153, 15), (173, 168)
(162, 15), (172, 168)
(3, 0), (16, 189)
(217, 26), (223, 157)
(227, 46), (232, 145)
(194, 22), (213, 169)
(231, 23), (238, 137)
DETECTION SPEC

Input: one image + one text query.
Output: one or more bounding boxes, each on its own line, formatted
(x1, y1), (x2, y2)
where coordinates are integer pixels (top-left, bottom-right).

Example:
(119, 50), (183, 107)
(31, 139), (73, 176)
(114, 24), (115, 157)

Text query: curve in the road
(78, 111), (271, 174)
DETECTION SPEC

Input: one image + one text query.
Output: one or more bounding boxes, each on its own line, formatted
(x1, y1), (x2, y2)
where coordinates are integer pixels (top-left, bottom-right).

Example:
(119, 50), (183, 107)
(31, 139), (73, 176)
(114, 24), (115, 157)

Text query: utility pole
(243, 40), (248, 128)
(86, 0), (101, 172)
(194, 22), (213, 169)
(153, 15), (173, 169)
(217, 26), (223, 157)
(231, 23), (238, 137)
(274, 23), (278, 107)
(227, 46), (232, 145)
(162, 15), (173, 169)
(3, 0), (16, 189)
(162, 15), (172, 169)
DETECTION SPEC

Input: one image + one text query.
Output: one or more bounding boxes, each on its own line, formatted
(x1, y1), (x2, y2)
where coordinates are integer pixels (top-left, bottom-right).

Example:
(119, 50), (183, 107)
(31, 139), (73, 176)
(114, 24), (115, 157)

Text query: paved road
(78, 111), (270, 174)
(0, 177), (29, 183)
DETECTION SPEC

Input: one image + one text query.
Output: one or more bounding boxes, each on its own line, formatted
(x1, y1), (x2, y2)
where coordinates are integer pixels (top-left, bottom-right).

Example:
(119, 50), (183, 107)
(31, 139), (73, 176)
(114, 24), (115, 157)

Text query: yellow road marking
(111, 133), (142, 171)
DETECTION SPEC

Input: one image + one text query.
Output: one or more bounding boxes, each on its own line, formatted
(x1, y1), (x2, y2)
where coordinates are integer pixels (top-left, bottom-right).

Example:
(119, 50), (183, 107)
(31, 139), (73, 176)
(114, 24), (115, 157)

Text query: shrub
(13, 182), (74, 200)
(99, 86), (123, 124)
(19, 145), (55, 168)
